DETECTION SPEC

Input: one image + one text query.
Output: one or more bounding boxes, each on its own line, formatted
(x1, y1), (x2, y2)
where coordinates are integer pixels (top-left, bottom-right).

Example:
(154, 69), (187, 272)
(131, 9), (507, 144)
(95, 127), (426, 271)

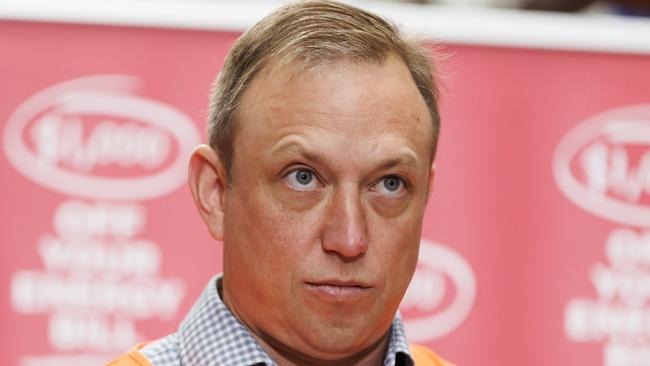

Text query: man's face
(221, 57), (434, 360)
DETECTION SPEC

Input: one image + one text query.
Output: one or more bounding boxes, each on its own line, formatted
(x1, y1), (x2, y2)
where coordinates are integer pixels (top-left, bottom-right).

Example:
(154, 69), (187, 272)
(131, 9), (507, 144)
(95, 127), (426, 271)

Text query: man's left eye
(373, 175), (406, 197)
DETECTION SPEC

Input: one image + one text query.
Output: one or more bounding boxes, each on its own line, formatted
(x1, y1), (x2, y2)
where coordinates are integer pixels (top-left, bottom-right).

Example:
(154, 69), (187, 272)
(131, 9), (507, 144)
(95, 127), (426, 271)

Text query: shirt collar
(178, 274), (413, 366)
(385, 312), (414, 366)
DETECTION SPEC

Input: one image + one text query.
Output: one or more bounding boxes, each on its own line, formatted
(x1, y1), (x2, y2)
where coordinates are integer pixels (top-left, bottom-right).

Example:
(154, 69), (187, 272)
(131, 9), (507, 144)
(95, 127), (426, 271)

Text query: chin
(300, 323), (382, 358)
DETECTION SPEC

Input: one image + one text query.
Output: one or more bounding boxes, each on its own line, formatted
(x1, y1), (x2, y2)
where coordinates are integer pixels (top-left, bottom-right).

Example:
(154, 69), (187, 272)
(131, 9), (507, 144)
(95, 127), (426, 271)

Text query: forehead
(234, 57), (433, 162)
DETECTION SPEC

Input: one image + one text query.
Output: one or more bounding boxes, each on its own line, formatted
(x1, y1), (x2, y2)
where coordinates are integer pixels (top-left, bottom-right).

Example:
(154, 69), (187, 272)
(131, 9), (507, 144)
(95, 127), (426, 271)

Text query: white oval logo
(400, 239), (476, 341)
(553, 105), (650, 228)
(3, 75), (201, 200)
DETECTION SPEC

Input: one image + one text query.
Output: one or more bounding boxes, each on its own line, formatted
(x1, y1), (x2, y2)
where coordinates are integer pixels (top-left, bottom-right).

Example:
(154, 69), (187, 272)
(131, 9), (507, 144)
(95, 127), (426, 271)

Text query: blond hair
(208, 0), (441, 179)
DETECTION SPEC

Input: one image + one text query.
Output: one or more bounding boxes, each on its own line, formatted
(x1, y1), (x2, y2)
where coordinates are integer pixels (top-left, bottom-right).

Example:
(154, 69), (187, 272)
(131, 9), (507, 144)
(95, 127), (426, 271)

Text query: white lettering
(565, 227), (650, 364)
(605, 341), (650, 366)
(565, 300), (650, 341)
(10, 271), (184, 319)
(48, 314), (138, 352)
(580, 143), (650, 203)
(38, 236), (160, 276)
(31, 114), (170, 173)
(606, 228), (650, 269)
(53, 200), (145, 239)
(591, 264), (650, 307)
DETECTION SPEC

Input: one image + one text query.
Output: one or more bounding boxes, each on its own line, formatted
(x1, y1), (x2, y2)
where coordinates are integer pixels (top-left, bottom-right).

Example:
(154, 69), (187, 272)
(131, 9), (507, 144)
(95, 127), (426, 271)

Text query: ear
(425, 162), (436, 203)
(188, 144), (228, 241)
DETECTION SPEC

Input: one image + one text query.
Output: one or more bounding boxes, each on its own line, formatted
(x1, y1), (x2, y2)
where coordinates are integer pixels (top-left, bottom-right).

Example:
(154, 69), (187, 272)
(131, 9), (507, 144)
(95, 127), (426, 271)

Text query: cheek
(225, 182), (324, 278)
(369, 204), (423, 285)
(367, 193), (410, 218)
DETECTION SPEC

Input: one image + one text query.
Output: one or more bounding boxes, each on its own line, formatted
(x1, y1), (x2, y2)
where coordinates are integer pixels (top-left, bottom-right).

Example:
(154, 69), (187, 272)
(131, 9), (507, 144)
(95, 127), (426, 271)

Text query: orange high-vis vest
(410, 344), (456, 366)
(107, 342), (455, 366)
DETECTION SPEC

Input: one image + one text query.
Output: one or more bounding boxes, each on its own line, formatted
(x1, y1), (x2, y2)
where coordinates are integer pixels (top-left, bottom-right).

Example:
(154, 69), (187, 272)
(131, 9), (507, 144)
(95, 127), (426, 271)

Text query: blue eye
(383, 176), (401, 192)
(295, 169), (313, 185)
(284, 168), (320, 191)
(374, 175), (406, 197)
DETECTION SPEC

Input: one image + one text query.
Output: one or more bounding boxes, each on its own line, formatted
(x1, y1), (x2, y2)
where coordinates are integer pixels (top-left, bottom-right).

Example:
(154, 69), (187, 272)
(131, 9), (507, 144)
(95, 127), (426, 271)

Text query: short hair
(208, 0), (441, 180)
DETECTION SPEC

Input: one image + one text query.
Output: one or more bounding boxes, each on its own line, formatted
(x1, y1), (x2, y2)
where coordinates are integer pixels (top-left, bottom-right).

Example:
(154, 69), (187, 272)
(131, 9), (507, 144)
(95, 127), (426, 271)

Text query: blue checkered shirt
(140, 274), (414, 366)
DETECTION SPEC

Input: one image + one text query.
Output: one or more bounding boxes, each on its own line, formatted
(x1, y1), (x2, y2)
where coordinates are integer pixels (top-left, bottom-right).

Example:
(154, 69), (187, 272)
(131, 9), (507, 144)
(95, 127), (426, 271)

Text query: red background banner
(2, 20), (650, 366)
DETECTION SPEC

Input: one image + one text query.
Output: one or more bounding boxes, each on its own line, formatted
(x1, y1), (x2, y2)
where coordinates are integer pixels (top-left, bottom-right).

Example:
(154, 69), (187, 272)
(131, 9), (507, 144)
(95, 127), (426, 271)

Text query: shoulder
(105, 334), (180, 366)
(105, 343), (152, 366)
(409, 344), (456, 366)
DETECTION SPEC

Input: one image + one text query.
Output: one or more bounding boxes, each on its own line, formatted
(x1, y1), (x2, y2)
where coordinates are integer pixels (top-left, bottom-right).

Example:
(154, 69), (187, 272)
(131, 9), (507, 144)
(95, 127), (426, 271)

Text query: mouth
(304, 280), (372, 302)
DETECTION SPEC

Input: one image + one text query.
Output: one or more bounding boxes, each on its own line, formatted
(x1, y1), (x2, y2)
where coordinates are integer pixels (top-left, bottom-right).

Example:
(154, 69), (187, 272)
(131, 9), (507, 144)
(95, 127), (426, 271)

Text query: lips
(304, 279), (372, 302)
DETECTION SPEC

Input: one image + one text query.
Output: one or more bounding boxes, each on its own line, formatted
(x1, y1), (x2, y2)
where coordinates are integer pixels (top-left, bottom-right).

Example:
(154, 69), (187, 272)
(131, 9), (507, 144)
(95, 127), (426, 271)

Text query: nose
(321, 184), (368, 259)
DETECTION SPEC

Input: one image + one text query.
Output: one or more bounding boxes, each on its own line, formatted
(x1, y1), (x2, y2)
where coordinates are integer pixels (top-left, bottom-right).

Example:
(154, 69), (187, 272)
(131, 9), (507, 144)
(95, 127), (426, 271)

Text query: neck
(254, 328), (391, 366)
(217, 278), (391, 366)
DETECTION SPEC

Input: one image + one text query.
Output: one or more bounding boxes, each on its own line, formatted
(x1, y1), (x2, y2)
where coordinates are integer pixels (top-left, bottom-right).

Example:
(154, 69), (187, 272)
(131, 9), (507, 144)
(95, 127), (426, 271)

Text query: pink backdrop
(2, 20), (650, 366)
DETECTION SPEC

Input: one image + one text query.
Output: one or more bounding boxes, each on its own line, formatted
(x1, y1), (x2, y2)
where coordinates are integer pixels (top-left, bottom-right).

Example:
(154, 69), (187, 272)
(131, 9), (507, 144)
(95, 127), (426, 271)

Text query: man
(109, 1), (451, 365)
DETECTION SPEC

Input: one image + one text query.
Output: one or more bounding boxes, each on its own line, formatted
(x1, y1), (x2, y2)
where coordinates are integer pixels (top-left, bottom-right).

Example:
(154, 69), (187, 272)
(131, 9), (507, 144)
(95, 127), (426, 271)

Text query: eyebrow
(376, 154), (420, 170)
(270, 137), (324, 163)
(270, 136), (422, 170)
